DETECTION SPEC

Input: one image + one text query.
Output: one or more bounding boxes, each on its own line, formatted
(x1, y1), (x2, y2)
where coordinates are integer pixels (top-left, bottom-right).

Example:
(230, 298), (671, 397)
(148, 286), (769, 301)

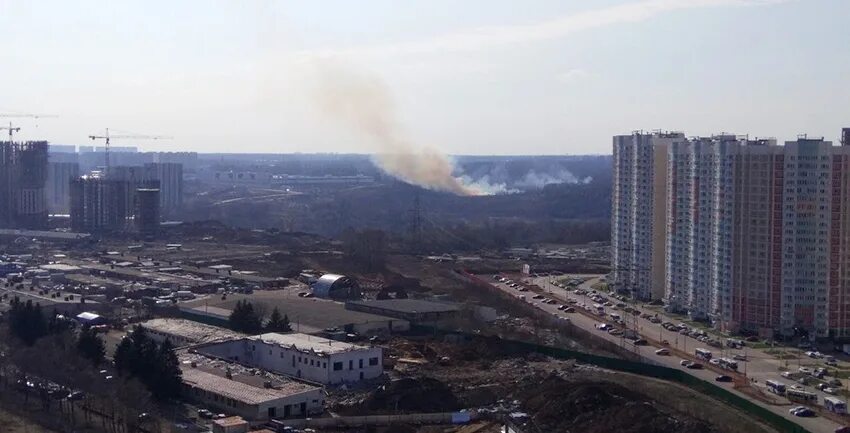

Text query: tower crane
(0, 113), (57, 141)
(88, 128), (172, 171)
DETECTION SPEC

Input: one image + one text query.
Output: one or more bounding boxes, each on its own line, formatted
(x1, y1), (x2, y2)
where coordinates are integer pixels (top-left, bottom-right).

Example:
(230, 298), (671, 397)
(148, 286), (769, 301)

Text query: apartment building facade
(612, 131), (685, 301)
(614, 129), (850, 339)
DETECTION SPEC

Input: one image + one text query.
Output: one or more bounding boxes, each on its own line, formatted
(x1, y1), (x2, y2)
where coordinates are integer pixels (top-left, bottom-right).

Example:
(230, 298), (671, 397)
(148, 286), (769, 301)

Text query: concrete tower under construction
(135, 187), (160, 239)
(0, 141), (49, 229)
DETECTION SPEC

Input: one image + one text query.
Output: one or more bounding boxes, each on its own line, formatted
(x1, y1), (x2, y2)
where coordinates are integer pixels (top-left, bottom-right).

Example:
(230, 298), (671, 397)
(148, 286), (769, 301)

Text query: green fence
(411, 326), (812, 433)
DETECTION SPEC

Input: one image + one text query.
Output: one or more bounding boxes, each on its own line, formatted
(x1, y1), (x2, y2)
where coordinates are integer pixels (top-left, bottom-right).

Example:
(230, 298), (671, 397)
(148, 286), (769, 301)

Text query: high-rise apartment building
(0, 141), (49, 229)
(135, 188), (160, 239)
(666, 135), (738, 322)
(144, 162), (183, 218)
(730, 139), (784, 334)
(831, 136), (850, 338)
(69, 176), (131, 233)
(46, 161), (80, 214)
(612, 131), (685, 301)
(613, 129), (850, 338)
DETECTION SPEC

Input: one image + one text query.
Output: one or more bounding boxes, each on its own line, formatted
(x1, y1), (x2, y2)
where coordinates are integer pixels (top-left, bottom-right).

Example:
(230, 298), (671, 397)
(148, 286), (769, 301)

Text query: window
(333, 362), (343, 371)
(359, 359), (363, 369)
(369, 357), (379, 366)
(349, 360), (353, 370)
(310, 359), (314, 366)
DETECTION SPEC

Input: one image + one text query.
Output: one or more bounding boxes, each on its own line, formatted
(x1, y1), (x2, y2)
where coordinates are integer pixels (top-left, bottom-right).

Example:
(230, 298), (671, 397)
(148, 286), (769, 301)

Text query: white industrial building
(180, 352), (323, 421)
(140, 318), (244, 347)
(195, 332), (383, 384)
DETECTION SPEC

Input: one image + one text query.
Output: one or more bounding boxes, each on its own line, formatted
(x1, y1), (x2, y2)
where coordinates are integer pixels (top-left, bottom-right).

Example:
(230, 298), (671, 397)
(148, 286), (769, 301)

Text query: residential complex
(612, 129), (850, 339)
(611, 131), (683, 301)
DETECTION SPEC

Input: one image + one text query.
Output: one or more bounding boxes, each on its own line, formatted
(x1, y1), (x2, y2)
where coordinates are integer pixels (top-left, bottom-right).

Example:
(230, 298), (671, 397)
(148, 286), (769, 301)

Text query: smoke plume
(308, 59), (476, 196)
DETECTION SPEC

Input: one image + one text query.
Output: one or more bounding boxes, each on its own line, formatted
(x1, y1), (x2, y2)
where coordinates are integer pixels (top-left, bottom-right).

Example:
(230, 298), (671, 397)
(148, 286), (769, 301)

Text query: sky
(1, 0), (848, 155)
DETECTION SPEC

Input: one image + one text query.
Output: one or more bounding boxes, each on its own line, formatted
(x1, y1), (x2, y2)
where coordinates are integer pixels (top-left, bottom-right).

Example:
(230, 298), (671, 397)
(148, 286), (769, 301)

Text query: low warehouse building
(181, 353), (323, 421)
(345, 299), (461, 323)
(140, 318), (243, 347)
(195, 332), (383, 384)
(181, 296), (410, 335)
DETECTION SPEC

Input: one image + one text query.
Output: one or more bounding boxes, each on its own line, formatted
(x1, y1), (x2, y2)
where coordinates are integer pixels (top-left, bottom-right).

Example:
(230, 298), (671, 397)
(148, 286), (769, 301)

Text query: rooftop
(182, 294), (400, 334)
(39, 263), (83, 273)
(179, 352), (319, 405)
(347, 299), (461, 314)
(250, 332), (371, 356)
(140, 318), (243, 345)
(76, 312), (101, 321)
(211, 416), (249, 427)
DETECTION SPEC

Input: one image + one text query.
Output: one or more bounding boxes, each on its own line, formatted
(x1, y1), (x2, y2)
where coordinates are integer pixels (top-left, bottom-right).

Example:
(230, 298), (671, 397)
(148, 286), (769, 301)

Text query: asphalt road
(489, 273), (846, 433)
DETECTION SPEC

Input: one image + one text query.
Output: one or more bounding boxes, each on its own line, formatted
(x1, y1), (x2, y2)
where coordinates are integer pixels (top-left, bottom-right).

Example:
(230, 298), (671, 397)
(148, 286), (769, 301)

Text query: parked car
(791, 407), (815, 417)
(715, 375), (733, 382)
(733, 354), (748, 361)
(655, 348), (670, 356)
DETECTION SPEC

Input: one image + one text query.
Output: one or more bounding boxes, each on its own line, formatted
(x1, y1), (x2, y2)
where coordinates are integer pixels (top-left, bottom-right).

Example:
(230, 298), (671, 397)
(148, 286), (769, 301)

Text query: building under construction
(0, 141), (49, 229)
(135, 187), (160, 239)
(69, 175), (131, 233)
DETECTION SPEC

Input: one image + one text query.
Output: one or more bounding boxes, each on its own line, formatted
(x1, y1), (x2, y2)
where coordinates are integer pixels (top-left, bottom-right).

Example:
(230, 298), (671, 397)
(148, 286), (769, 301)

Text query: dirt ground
(325, 336), (779, 433)
(0, 406), (58, 433)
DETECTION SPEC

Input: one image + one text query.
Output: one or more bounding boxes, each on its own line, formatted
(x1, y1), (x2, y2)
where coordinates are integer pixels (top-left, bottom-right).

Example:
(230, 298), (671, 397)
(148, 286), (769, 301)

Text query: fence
(272, 411), (473, 428)
(410, 324), (813, 433)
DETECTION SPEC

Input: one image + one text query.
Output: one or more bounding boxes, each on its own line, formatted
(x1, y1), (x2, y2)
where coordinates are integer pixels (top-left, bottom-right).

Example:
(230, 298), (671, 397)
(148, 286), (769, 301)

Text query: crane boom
(88, 128), (172, 172)
(0, 113), (57, 141)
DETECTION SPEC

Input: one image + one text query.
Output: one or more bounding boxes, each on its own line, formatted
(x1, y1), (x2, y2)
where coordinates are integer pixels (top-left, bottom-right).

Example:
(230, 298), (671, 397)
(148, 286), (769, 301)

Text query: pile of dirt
(519, 377), (718, 433)
(340, 378), (461, 415)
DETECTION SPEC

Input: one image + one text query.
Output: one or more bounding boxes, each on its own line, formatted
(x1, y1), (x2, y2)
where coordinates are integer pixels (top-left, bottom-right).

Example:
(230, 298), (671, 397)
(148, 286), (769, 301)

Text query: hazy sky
(1, 0), (848, 155)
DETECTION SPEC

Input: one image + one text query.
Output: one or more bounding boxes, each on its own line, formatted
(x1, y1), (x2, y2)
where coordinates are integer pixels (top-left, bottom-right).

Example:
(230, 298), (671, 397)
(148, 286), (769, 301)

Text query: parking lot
(489, 273), (849, 433)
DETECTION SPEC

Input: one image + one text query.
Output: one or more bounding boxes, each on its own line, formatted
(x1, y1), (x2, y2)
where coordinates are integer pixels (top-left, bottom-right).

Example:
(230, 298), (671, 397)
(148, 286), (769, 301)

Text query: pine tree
(242, 302), (263, 334)
(8, 298), (48, 345)
(77, 327), (106, 366)
(151, 340), (182, 400)
(113, 336), (136, 374)
(229, 300), (262, 333)
(265, 307), (291, 332)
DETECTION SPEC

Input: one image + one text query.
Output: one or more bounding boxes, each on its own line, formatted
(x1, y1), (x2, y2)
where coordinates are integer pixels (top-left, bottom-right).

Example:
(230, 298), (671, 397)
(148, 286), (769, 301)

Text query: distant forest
(185, 154), (613, 250)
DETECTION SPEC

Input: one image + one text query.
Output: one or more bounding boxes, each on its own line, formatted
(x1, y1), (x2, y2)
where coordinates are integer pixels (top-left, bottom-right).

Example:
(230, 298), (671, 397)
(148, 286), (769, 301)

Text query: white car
(781, 371), (794, 379)
(655, 348), (670, 356)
